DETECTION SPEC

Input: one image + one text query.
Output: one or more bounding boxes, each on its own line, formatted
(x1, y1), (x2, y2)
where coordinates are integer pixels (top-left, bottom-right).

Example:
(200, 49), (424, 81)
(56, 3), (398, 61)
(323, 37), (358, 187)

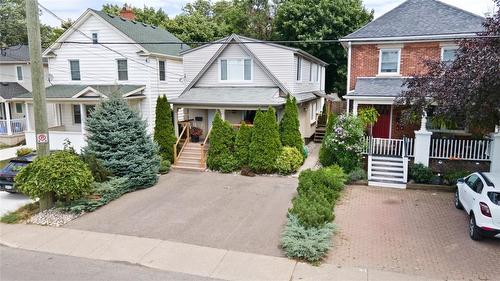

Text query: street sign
(36, 133), (48, 144)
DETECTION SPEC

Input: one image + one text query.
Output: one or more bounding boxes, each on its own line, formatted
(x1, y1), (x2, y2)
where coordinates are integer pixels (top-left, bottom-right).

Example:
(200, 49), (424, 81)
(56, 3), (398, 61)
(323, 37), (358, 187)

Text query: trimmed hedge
(276, 146), (303, 175)
(279, 97), (304, 157)
(235, 122), (253, 167)
(154, 95), (177, 162)
(249, 108), (282, 173)
(207, 111), (239, 172)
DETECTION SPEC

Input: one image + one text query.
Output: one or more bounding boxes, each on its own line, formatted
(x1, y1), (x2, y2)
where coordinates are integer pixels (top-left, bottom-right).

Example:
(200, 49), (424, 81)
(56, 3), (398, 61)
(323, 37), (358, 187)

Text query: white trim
(146, 52), (183, 61)
(346, 42), (352, 92)
(71, 86), (104, 98)
(116, 58), (128, 81)
(378, 48), (401, 75)
(217, 57), (254, 83)
(122, 86), (146, 97)
(339, 33), (479, 44)
(158, 60), (167, 82)
(441, 46), (459, 62)
(69, 59), (81, 81)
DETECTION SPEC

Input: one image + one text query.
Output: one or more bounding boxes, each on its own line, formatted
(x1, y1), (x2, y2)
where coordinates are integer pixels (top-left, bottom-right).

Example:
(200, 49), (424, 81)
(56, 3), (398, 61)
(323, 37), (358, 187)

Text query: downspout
(346, 41), (352, 115)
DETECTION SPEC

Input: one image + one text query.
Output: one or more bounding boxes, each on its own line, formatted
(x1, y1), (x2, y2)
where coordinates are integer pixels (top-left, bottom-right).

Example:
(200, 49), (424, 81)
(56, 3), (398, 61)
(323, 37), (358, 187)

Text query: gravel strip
(27, 209), (82, 227)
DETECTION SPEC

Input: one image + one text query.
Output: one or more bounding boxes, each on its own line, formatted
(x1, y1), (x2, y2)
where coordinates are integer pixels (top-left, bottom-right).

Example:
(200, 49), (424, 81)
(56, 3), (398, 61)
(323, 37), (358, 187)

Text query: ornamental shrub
(16, 150), (94, 201)
(159, 158), (171, 174)
(289, 191), (334, 228)
(207, 111), (239, 172)
(319, 114), (365, 173)
(443, 170), (470, 185)
(298, 166), (347, 204)
(16, 147), (33, 157)
(235, 122), (253, 167)
(84, 94), (160, 188)
(409, 163), (433, 184)
(276, 146), (303, 175)
(279, 97), (304, 157)
(80, 152), (112, 182)
(281, 214), (335, 263)
(249, 108), (282, 173)
(358, 106), (379, 126)
(154, 95), (177, 162)
(348, 167), (367, 183)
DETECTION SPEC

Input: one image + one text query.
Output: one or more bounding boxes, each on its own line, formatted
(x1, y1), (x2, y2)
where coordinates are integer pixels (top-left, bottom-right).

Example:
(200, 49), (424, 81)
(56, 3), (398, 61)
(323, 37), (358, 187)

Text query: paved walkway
(0, 145), (25, 161)
(0, 224), (439, 281)
(298, 142), (320, 172)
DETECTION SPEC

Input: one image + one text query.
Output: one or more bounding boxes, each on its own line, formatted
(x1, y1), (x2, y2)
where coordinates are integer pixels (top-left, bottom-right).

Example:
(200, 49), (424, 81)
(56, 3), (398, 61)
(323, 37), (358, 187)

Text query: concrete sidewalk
(0, 223), (439, 281)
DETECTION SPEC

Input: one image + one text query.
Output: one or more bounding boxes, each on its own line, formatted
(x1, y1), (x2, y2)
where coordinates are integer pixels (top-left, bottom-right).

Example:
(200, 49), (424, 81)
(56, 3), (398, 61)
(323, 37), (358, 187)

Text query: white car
(455, 172), (500, 240)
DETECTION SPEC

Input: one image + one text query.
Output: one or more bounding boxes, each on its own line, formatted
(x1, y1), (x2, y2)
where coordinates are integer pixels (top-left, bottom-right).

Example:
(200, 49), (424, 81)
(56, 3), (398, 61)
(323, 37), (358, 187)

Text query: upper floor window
(441, 47), (458, 65)
(69, 60), (81, 81)
(16, 66), (23, 81)
(117, 59), (128, 81)
(309, 63), (313, 82)
(159, 60), (166, 81)
(296, 57), (302, 81)
(379, 49), (400, 74)
(315, 65), (320, 82)
(220, 58), (252, 81)
(92, 32), (98, 44)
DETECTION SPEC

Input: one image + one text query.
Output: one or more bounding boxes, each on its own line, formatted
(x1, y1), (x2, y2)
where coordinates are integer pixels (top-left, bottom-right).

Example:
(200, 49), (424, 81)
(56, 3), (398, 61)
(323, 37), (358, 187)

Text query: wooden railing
(173, 122), (190, 164)
(200, 126), (212, 167)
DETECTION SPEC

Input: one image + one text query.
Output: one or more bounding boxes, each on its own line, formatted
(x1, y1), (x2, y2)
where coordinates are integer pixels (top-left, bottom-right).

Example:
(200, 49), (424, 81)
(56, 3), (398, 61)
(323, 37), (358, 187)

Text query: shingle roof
(0, 45), (30, 62)
(91, 9), (189, 56)
(171, 87), (285, 107)
(343, 0), (484, 40)
(0, 82), (29, 99)
(347, 77), (408, 97)
(15, 84), (145, 99)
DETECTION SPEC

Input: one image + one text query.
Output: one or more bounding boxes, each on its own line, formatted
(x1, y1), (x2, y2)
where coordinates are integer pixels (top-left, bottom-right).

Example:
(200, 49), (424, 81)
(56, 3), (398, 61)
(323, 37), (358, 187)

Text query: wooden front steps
(172, 142), (207, 171)
(313, 126), (326, 143)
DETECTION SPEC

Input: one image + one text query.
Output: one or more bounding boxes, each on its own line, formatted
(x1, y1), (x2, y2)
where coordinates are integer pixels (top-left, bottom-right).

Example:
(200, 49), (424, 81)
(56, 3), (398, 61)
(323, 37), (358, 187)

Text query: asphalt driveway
(65, 171), (297, 257)
(0, 191), (33, 216)
(329, 185), (500, 280)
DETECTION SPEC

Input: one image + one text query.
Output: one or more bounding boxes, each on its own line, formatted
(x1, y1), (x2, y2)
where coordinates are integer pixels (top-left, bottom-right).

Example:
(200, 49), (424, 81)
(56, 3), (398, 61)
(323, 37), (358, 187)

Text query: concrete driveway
(0, 191), (33, 216)
(330, 185), (500, 280)
(65, 171), (297, 257)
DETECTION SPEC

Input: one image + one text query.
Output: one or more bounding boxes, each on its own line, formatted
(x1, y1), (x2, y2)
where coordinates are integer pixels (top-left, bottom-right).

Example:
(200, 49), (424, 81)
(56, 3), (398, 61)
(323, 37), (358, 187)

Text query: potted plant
(190, 127), (203, 142)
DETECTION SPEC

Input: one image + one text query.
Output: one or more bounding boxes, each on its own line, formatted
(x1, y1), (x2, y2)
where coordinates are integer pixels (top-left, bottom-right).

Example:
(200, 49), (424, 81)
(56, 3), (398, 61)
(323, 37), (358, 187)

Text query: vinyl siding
(0, 64), (49, 91)
(292, 55), (323, 93)
(182, 44), (221, 87)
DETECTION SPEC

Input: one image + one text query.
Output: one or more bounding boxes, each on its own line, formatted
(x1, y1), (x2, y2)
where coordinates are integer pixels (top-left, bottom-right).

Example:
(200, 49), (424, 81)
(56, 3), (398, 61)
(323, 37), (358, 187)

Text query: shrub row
(281, 165), (347, 263)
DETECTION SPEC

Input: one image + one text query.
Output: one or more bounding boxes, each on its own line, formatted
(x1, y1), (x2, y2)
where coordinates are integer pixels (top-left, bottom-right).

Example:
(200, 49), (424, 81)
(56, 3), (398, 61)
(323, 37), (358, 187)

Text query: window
(379, 49), (400, 74)
(73, 105), (81, 124)
(117, 59), (128, 80)
(309, 63), (313, 82)
(310, 102), (317, 123)
(219, 58), (252, 81)
(441, 47), (458, 65)
(316, 65), (320, 82)
(159, 60), (166, 81)
(296, 57), (302, 81)
(92, 32), (98, 44)
(16, 66), (23, 81)
(15, 103), (23, 114)
(69, 60), (80, 80)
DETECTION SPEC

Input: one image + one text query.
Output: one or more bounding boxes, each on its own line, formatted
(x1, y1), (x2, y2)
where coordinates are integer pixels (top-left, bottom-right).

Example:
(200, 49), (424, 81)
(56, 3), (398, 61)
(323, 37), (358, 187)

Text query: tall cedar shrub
(154, 95), (176, 162)
(235, 122), (253, 167)
(206, 111), (239, 172)
(85, 94), (160, 188)
(249, 108), (282, 173)
(279, 97), (304, 157)
(319, 114), (336, 165)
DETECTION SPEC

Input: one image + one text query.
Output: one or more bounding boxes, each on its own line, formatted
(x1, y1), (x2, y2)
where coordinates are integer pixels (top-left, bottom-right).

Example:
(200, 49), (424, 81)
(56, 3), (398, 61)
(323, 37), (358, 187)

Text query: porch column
(489, 129), (500, 173)
(388, 105), (393, 139)
(413, 112), (432, 167)
(220, 109), (225, 120)
(25, 103), (31, 131)
(346, 99), (350, 115)
(5, 102), (12, 135)
(352, 101), (358, 116)
(173, 106), (179, 137)
(80, 104), (86, 134)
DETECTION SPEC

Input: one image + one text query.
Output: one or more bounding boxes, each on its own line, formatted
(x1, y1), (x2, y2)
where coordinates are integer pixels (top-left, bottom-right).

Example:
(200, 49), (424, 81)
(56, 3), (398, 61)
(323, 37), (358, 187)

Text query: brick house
(340, 0), (485, 139)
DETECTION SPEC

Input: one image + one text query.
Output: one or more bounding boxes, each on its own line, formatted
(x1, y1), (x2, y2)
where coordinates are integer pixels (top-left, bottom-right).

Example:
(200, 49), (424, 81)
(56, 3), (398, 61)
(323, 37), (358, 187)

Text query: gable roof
(180, 34), (291, 95)
(90, 10), (188, 56)
(1, 45), (47, 64)
(342, 0), (484, 41)
(0, 82), (29, 100)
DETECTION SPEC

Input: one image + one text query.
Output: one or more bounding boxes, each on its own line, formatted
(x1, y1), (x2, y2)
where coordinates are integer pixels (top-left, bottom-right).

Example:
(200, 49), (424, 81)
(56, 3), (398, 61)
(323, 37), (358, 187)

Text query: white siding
(182, 44), (221, 87)
(0, 63), (49, 91)
(292, 55), (323, 93)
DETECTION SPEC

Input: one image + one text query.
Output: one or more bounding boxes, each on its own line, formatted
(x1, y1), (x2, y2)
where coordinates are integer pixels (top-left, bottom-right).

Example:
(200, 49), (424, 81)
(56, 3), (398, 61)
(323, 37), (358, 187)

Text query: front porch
(0, 101), (27, 145)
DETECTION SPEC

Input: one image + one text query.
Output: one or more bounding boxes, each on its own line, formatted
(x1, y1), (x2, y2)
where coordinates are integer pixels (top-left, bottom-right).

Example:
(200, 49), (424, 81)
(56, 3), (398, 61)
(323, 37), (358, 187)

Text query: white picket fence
(362, 137), (414, 157)
(429, 138), (491, 161)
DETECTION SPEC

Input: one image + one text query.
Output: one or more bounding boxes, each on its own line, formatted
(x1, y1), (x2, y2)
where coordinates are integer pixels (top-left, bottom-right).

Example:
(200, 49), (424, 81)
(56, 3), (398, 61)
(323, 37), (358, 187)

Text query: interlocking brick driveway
(329, 185), (500, 280)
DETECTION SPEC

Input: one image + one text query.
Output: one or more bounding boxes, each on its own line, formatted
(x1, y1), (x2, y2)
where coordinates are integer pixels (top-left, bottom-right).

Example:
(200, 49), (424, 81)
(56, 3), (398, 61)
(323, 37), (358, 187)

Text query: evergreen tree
(85, 94), (160, 188)
(249, 107), (282, 173)
(154, 96), (176, 162)
(235, 122), (253, 167)
(207, 111), (239, 172)
(279, 96), (304, 157)
(319, 114), (337, 165)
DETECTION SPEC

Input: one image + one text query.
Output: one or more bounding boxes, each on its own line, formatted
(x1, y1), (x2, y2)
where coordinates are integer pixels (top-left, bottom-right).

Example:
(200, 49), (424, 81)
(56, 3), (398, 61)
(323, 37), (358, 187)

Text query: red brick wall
(349, 42), (442, 91)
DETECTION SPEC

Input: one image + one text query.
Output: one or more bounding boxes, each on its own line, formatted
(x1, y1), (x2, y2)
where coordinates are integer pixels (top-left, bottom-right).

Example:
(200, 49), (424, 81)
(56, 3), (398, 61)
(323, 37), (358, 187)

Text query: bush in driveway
(279, 97), (304, 157)
(154, 95), (177, 162)
(84, 94), (160, 188)
(281, 214), (335, 263)
(249, 108), (282, 173)
(207, 111), (239, 172)
(409, 163), (433, 184)
(276, 146), (303, 175)
(289, 191), (334, 228)
(347, 167), (367, 183)
(16, 150), (94, 201)
(298, 166), (347, 203)
(235, 122), (253, 167)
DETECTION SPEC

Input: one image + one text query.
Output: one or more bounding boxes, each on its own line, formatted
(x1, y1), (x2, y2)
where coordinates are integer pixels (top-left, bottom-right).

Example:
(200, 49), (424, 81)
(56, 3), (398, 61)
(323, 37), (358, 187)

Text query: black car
(0, 154), (36, 193)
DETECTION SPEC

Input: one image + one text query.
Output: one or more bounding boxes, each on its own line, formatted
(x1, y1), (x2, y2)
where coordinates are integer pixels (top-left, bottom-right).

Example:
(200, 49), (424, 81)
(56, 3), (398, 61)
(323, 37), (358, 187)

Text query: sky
(39, 0), (497, 27)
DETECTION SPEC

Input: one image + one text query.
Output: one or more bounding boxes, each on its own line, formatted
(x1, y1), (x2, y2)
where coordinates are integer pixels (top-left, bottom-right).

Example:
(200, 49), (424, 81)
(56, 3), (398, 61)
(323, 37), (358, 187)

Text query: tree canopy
(397, 0), (499, 132)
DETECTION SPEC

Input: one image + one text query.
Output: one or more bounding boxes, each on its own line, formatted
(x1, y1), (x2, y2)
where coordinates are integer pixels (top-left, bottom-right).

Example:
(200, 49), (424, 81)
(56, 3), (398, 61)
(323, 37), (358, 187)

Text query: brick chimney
(120, 4), (135, 21)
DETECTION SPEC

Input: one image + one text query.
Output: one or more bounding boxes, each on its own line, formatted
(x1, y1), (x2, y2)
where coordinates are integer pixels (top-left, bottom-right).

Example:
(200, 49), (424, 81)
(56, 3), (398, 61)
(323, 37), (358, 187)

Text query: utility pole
(25, 0), (53, 209)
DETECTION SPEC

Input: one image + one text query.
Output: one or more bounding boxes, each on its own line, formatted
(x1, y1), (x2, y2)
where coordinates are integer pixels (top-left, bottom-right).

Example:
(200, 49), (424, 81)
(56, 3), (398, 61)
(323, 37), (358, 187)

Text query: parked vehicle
(455, 172), (500, 240)
(0, 154), (36, 193)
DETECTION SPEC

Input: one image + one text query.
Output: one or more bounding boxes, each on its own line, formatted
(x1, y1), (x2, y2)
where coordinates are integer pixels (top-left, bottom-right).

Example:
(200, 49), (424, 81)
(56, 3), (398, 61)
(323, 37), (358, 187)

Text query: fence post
(413, 113), (432, 167)
(489, 130), (500, 173)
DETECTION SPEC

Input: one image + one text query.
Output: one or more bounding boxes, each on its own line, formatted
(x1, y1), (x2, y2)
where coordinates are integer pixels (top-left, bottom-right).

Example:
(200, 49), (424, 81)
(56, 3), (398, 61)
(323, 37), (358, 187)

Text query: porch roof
(170, 87), (286, 107)
(345, 77), (408, 99)
(13, 84), (146, 101)
(0, 82), (29, 100)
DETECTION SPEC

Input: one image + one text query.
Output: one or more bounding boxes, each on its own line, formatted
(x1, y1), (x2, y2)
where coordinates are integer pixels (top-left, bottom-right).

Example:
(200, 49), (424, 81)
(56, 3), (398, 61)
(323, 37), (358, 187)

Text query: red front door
(372, 106), (391, 138)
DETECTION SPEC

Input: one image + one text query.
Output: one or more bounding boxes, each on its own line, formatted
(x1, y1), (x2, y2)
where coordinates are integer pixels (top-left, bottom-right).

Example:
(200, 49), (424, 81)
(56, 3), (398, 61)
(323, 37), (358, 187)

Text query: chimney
(120, 4), (135, 21)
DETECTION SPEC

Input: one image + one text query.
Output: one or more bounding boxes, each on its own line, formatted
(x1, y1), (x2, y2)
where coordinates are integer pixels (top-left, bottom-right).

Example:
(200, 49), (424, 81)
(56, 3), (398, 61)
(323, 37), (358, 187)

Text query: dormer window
(379, 49), (400, 74)
(441, 46), (458, 65)
(92, 32), (98, 44)
(219, 58), (252, 81)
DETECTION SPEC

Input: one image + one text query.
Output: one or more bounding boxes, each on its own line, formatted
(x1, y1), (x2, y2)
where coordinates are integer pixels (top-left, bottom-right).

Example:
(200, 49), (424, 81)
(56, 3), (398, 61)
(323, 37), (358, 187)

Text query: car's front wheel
(455, 189), (463, 210)
(469, 214), (483, 241)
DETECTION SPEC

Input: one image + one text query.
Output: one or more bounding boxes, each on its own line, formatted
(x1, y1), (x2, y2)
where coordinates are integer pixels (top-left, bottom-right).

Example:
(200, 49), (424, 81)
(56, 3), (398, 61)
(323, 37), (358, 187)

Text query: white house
(13, 7), (187, 152)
